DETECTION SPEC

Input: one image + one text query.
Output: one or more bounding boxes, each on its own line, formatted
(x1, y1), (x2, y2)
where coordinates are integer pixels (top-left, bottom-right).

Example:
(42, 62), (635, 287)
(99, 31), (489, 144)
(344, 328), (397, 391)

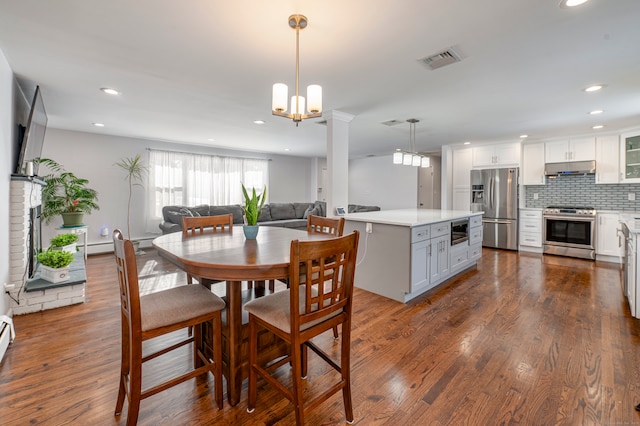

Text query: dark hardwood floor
(1, 248), (639, 425)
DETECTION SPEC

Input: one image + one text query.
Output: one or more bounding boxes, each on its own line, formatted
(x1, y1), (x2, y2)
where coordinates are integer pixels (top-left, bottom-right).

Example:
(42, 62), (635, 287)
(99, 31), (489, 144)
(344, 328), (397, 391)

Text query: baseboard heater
(0, 315), (15, 363)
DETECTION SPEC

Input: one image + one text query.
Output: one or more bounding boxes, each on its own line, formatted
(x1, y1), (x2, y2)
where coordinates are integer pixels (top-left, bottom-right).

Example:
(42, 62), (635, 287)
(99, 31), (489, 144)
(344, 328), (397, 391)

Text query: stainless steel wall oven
(543, 206), (596, 260)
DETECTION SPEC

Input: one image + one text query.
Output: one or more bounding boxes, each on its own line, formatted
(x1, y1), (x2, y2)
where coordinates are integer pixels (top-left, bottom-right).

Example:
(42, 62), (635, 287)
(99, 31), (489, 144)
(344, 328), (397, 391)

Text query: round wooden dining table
(152, 225), (332, 406)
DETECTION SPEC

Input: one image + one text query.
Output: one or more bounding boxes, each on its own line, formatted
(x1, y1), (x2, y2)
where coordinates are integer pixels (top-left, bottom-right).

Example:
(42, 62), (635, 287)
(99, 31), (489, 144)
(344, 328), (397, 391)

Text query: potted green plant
(36, 158), (100, 226)
(241, 183), (266, 239)
(37, 249), (75, 283)
(114, 154), (148, 242)
(50, 233), (79, 253)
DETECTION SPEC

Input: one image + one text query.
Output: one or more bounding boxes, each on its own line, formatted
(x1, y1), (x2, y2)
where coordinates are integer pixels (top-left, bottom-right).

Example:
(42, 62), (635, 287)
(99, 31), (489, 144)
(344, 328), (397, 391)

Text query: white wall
(0, 49), (13, 316)
(40, 129), (315, 249)
(348, 155), (418, 209)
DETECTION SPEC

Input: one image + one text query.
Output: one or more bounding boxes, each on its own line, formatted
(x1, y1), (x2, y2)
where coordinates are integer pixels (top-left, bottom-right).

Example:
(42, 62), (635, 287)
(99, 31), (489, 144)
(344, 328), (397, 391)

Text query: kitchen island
(344, 209), (483, 303)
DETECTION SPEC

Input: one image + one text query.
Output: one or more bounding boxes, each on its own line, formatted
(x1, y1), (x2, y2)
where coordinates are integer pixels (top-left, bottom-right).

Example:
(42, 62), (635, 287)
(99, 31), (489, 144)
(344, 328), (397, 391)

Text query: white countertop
(343, 209), (482, 227)
(619, 213), (640, 233)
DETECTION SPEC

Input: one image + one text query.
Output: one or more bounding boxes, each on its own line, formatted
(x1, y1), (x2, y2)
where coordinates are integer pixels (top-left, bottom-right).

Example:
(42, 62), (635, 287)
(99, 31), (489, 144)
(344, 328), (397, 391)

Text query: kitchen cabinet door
(620, 131), (640, 183)
(519, 209), (542, 248)
(452, 148), (472, 210)
(596, 213), (623, 259)
(472, 142), (520, 168)
(545, 138), (595, 163)
(522, 143), (545, 185)
(430, 235), (450, 284)
(595, 135), (619, 184)
(411, 239), (431, 293)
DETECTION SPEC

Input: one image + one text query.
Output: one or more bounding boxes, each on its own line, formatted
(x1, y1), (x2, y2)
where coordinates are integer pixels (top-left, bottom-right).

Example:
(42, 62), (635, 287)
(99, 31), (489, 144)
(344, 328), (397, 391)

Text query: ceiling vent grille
(419, 48), (462, 70)
(381, 119), (403, 126)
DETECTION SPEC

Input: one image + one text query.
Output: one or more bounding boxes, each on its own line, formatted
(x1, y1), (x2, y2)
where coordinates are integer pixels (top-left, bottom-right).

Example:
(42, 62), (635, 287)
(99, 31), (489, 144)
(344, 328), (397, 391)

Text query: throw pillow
(303, 205), (320, 219)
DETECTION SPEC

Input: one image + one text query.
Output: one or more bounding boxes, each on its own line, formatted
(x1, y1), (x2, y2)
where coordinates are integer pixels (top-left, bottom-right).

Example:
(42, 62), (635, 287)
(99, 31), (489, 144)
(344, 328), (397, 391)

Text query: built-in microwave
(451, 219), (469, 245)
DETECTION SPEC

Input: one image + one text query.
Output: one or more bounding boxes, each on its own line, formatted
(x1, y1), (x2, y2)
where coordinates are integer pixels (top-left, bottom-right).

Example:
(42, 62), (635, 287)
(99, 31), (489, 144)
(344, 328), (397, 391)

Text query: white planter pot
(53, 243), (77, 254)
(40, 265), (70, 283)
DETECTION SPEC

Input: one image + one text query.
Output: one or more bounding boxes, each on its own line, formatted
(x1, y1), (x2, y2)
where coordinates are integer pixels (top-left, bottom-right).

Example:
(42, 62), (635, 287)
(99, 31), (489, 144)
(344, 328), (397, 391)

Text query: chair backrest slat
(307, 215), (345, 237)
(289, 231), (359, 330)
(182, 214), (233, 238)
(113, 229), (142, 337)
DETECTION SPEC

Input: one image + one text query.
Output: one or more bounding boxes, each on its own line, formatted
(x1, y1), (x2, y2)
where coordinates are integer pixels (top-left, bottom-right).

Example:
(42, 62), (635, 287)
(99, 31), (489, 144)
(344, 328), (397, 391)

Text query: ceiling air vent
(381, 119), (403, 127)
(419, 48), (462, 70)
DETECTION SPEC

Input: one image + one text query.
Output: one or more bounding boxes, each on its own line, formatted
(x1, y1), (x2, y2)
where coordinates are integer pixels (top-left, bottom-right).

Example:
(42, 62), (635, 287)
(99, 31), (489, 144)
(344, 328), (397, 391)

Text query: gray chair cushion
(269, 203), (297, 220)
(140, 284), (225, 332)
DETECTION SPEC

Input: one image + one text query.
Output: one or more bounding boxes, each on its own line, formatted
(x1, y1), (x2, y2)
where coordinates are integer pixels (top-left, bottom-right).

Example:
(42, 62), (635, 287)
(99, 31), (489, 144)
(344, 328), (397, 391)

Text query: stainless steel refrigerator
(470, 167), (519, 250)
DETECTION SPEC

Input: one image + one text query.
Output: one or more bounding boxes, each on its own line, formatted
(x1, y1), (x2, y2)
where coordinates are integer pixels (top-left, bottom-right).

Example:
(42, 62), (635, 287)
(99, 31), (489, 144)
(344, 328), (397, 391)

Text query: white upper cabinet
(522, 143), (545, 185)
(620, 130), (640, 183)
(595, 135), (619, 184)
(472, 142), (520, 168)
(545, 137), (595, 163)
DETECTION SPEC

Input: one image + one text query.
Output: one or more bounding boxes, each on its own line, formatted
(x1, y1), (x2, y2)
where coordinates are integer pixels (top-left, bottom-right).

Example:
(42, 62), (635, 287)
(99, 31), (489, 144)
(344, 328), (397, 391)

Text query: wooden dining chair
(267, 215), (346, 293)
(245, 231), (360, 425)
(182, 214), (233, 288)
(112, 229), (225, 426)
(307, 214), (345, 236)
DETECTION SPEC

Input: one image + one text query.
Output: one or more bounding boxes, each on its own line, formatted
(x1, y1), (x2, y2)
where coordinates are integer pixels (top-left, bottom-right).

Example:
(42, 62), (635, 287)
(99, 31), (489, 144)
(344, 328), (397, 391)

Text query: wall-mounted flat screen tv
(16, 85), (47, 176)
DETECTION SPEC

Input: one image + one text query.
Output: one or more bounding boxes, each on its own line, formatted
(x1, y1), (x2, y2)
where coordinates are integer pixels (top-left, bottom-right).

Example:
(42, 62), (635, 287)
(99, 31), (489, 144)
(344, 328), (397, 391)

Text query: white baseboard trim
(0, 314), (15, 363)
(87, 237), (156, 255)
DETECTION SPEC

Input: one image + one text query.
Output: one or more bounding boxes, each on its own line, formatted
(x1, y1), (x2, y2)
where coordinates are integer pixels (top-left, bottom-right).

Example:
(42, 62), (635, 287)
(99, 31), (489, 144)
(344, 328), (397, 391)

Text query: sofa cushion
(293, 203), (313, 219)
(189, 205), (210, 217)
(354, 205), (381, 213)
(210, 205), (244, 224)
(166, 207), (197, 225)
(313, 201), (326, 217)
(257, 205), (272, 222)
(269, 203), (297, 220)
(303, 205), (321, 219)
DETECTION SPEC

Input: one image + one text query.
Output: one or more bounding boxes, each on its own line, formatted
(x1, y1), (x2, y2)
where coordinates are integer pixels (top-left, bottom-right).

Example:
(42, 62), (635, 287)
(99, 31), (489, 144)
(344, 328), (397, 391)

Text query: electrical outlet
(533, 193), (539, 200)
(366, 223), (373, 234)
(629, 193), (636, 201)
(3, 283), (15, 292)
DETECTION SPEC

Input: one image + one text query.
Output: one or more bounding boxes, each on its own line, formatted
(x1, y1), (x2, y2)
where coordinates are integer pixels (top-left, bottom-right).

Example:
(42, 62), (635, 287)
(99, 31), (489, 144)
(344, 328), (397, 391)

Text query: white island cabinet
(343, 209), (483, 303)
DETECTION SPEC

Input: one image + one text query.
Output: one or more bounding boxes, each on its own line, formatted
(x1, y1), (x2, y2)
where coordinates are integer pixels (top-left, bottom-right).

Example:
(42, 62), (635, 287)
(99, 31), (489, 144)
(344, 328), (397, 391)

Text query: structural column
(325, 110), (354, 217)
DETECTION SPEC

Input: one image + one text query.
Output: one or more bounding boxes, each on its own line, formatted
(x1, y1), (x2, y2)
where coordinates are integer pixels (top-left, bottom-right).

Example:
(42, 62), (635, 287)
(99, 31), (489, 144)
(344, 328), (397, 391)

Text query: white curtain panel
(146, 150), (269, 233)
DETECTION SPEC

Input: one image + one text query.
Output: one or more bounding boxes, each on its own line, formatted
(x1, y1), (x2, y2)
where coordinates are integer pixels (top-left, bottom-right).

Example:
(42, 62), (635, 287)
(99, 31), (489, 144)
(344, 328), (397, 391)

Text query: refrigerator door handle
(489, 177), (494, 209)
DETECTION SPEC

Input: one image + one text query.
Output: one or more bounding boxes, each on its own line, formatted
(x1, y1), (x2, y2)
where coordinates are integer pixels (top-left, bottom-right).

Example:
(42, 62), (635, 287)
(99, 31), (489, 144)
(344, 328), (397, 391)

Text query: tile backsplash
(524, 174), (640, 211)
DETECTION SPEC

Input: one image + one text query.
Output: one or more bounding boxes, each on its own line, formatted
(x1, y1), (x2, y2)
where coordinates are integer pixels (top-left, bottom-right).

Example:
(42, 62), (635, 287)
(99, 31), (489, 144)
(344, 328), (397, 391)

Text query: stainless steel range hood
(544, 160), (596, 176)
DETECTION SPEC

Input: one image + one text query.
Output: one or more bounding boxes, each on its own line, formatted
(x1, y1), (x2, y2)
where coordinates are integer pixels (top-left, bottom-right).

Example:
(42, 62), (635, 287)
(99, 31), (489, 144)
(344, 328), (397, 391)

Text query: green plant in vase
(241, 184), (266, 239)
(50, 233), (79, 251)
(37, 248), (75, 283)
(36, 158), (100, 226)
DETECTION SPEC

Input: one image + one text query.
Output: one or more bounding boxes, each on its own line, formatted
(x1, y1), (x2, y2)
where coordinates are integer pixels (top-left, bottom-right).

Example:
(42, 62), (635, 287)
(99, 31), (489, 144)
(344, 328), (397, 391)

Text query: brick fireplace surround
(9, 177), (85, 315)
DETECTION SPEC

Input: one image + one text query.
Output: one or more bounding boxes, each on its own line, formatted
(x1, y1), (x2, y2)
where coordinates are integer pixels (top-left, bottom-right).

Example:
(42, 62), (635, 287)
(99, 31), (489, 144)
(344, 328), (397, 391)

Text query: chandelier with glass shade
(272, 14), (322, 126)
(393, 119), (430, 167)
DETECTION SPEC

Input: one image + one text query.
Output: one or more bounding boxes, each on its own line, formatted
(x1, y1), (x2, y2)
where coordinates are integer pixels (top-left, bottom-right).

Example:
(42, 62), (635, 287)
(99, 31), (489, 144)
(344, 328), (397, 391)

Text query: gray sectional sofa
(159, 201), (381, 234)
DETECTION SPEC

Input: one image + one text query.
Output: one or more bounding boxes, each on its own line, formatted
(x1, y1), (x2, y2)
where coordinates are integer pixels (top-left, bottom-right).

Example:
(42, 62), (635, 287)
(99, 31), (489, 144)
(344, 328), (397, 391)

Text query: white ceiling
(1, 0), (639, 159)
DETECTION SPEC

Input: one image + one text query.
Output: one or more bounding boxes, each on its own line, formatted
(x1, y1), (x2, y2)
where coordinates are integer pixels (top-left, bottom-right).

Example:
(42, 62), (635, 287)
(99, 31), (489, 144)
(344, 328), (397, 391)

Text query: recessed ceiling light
(520, 134), (529, 139)
(584, 85), (603, 92)
(253, 120), (265, 125)
(592, 125), (604, 129)
(589, 110), (604, 115)
(559, 0), (589, 8)
(207, 138), (215, 142)
(284, 148), (290, 152)
(463, 142), (471, 145)
(100, 88), (120, 95)
(93, 122), (105, 127)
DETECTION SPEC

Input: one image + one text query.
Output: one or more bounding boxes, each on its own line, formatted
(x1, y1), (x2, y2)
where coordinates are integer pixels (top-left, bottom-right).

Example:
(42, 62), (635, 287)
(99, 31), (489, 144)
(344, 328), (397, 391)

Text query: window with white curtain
(146, 149), (269, 232)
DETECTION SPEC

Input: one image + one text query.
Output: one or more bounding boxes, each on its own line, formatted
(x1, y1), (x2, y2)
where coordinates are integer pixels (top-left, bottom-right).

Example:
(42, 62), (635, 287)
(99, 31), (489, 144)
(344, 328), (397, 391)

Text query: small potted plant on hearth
(37, 248), (75, 283)
(36, 158), (100, 227)
(241, 183), (266, 240)
(50, 233), (79, 253)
